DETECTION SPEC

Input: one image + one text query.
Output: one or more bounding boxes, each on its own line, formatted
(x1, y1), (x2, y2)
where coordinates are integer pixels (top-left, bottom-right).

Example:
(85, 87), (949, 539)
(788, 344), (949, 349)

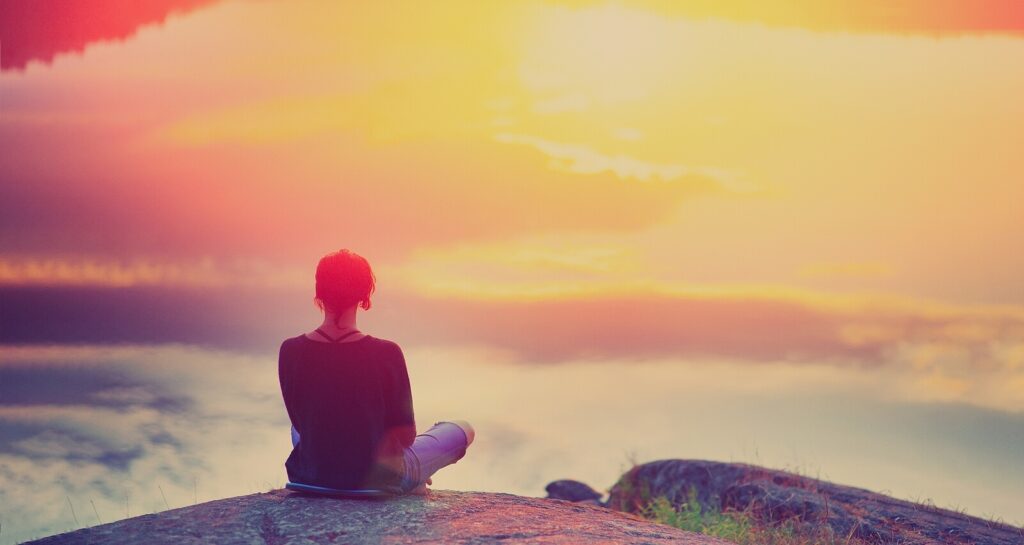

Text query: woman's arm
(278, 340), (301, 436)
(386, 344), (416, 448)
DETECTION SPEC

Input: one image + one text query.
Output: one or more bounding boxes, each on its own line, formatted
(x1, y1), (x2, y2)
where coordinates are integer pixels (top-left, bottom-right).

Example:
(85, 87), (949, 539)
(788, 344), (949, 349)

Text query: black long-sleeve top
(278, 334), (416, 490)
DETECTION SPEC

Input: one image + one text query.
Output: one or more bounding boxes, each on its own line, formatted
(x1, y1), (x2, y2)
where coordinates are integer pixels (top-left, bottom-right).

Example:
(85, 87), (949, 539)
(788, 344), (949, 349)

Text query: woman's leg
(400, 420), (474, 492)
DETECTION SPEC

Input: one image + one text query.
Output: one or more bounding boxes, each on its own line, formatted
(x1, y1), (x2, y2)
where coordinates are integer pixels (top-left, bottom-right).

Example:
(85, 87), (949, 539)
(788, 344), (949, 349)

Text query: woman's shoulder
(279, 334), (308, 351)
(278, 335), (305, 364)
(364, 336), (402, 356)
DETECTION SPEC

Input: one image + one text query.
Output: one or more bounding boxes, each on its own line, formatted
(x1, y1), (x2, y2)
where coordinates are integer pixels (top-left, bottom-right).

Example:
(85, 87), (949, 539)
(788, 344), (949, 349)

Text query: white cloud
(493, 133), (749, 190)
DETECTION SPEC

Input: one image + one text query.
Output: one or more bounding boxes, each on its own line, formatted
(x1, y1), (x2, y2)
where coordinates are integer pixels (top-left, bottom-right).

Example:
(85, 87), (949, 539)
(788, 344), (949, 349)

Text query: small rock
(545, 479), (604, 504)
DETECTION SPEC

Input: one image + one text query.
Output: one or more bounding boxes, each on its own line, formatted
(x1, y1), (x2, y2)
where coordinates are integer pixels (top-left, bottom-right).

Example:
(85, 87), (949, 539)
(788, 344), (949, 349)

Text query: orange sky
(5, 4), (1024, 537)
(2, 0), (1023, 413)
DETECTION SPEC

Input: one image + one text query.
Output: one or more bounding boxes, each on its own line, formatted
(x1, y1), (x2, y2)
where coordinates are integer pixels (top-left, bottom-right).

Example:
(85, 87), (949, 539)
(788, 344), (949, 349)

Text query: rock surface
(606, 459), (1024, 545)
(26, 489), (729, 545)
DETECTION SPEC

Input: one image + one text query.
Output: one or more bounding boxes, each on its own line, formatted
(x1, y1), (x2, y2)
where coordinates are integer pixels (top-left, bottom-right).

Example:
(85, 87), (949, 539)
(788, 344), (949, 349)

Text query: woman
(278, 249), (474, 494)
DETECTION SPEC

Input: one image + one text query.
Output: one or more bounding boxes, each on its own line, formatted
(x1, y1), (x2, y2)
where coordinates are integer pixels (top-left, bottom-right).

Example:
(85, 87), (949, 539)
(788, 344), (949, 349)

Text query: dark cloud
(0, 363), (189, 412)
(0, 426), (145, 471)
(384, 291), (1024, 367)
(389, 292), (865, 363)
(0, 285), (304, 351)
(0, 0), (219, 71)
(3, 284), (1021, 368)
(0, 358), (192, 473)
(0, 342), (291, 541)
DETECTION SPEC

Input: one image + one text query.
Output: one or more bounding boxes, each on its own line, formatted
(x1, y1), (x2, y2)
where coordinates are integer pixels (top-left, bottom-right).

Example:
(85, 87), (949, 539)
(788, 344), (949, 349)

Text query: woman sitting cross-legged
(278, 248), (474, 494)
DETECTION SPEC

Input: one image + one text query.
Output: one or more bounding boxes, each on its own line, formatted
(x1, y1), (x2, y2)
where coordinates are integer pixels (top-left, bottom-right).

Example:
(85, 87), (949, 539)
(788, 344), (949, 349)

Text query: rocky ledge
(27, 489), (730, 545)
(28, 460), (1023, 545)
(549, 460), (1023, 545)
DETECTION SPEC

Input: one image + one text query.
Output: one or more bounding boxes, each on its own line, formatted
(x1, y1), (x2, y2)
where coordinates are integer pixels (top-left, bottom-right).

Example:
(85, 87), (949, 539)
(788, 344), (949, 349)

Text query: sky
(1, 1), (1023, 542)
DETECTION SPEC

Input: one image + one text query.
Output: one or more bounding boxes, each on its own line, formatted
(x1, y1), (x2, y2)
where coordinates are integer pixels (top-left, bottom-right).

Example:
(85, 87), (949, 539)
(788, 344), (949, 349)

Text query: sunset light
(2, 1), (1023, 543)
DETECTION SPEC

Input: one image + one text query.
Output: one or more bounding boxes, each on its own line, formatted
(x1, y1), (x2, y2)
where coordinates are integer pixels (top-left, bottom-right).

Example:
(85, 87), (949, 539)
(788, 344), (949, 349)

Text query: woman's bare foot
(449, 420), (475, 446)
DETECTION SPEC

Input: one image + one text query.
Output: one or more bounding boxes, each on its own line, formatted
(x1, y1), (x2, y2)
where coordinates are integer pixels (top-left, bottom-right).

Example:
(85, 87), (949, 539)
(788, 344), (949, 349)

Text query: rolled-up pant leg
(289, 421), (470, 493)
(400, 421), (471, 492)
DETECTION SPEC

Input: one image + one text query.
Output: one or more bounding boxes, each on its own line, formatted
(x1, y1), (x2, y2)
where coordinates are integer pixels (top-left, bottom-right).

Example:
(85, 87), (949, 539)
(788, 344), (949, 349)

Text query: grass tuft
(639, 487), (865, 545)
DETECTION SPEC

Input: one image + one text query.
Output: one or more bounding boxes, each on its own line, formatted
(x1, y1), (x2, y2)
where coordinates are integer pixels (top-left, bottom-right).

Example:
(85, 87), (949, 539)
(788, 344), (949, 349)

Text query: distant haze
(1, 1), (1022, 542)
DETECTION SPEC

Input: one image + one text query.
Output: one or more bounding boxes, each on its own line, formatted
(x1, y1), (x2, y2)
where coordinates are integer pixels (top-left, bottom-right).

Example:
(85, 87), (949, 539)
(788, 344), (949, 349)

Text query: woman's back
(278, 333), (415, 489)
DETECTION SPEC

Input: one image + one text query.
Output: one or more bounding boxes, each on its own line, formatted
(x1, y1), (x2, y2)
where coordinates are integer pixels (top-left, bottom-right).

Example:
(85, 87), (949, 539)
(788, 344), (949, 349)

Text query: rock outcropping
(28, 460), (1024, 544)
(603, 460), (1023, 545)
(27, 489), (729, 545)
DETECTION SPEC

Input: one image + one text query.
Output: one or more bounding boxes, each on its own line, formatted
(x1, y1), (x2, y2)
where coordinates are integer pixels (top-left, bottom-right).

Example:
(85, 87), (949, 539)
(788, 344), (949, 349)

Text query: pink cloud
(0, 0), (219, 71)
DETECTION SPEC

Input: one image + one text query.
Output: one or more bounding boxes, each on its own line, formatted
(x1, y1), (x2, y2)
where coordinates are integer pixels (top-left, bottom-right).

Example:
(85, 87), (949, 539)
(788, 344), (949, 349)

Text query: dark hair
(314, 249), (375, 324)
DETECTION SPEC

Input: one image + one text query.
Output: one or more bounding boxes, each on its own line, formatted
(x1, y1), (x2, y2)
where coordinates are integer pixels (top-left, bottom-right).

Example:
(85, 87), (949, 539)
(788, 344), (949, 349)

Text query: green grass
(638, 487), (863, 545)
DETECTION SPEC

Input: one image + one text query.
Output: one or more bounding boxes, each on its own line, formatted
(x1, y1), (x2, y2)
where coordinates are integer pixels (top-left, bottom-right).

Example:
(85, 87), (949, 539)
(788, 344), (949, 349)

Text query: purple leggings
(290, 421), (471, 492)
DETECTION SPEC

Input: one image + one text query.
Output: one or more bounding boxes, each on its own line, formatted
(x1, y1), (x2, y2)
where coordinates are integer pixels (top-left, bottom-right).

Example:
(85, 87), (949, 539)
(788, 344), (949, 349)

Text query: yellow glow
(0, 257), (305, 288)
(5, 3), (1024, 537)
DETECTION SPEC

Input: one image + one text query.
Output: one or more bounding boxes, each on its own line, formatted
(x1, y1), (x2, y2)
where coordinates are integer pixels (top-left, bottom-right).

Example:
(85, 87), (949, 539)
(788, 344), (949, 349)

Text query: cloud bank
(0, 0), (219, 71)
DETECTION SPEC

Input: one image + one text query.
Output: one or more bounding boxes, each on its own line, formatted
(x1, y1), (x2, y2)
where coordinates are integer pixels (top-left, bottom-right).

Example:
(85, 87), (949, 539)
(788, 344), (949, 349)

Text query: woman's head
(314, 249), (376, 319)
